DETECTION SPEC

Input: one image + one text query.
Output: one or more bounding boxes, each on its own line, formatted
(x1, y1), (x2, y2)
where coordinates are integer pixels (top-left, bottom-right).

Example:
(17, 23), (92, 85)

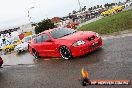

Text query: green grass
(79, 9), (132, 34)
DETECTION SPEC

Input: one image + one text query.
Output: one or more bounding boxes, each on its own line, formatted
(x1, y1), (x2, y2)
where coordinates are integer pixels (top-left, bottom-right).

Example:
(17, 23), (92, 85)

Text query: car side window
(42, 34), (51, 42)
(36, 35), (43, 43)
(36, 34), (51, 43)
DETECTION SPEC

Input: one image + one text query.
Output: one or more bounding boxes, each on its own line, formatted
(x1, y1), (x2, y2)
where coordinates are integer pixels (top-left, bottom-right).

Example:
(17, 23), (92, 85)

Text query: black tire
(33, 49), (40, 59)
(18, 50), (21, 53)
(4, 48), (11, 54)
(59, 46), (72, 60)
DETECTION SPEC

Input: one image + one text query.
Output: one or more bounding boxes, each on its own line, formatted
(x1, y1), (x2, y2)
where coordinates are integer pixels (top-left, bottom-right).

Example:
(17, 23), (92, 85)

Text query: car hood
(58, 31), (95, 40)
(15, 42), (28, 48)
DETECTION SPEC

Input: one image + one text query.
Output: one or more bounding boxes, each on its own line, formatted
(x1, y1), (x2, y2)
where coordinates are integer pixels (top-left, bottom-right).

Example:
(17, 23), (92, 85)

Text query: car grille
(88, 42), (99, 49)
(87, 35), (95, 41)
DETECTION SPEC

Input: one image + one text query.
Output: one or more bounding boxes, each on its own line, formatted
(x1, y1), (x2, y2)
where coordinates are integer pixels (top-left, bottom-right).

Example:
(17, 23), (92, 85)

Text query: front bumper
(14, 48), (26, 53)
(70, 37), (102, 57)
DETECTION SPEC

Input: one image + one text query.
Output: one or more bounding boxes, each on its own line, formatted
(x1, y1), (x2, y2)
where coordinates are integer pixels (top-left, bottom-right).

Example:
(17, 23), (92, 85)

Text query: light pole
(77, 0), (82, 11)
(27, 6), (34, 23)
(27, 6), (35, 34)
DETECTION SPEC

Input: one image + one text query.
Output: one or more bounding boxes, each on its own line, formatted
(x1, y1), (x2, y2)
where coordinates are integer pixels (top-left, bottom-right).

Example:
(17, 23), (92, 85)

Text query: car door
(40, 33), (59, 57)
(33, 34), (45, 56)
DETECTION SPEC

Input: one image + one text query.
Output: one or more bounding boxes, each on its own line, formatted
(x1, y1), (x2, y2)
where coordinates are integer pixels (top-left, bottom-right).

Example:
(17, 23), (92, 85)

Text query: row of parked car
(101, 5), (125, 16)
(0, 34), (36, 54)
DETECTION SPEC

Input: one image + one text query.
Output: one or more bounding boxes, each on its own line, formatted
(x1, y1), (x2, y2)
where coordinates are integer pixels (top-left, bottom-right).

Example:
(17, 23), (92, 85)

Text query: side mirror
(28, 41), (31, 44)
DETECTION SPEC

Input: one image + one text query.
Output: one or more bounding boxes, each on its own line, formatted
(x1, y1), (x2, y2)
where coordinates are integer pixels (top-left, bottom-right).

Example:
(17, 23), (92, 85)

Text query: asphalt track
(0, 35), (132, 88)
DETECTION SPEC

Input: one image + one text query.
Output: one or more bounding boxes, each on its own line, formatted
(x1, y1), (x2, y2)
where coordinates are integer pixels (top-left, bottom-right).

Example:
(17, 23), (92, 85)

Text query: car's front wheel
(4, 48), (11, 55)
(59, 46), (72, 60)
(32, 49), (40, 59)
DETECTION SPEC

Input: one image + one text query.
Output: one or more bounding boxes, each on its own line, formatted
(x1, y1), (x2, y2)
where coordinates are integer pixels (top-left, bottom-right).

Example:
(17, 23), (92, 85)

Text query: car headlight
(72, 40), (85, 46)
(96, 33), (99, 37)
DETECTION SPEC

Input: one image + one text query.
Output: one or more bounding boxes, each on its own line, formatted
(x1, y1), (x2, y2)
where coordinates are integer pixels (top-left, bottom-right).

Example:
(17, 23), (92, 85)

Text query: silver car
(14, 35), (36, 53)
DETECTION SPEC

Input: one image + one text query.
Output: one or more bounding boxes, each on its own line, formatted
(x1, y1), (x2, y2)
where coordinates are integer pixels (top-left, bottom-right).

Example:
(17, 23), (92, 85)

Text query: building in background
(51, 17), (61, 23)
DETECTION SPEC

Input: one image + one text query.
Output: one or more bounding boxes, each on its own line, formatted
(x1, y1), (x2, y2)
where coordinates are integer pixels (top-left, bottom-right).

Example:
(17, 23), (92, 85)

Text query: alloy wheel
(60, 46), (72, 60)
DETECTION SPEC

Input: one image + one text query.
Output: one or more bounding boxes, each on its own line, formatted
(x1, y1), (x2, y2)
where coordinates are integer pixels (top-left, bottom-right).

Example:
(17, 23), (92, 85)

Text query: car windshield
(7, 36), (19, 43)
(50, 28), (76, 39)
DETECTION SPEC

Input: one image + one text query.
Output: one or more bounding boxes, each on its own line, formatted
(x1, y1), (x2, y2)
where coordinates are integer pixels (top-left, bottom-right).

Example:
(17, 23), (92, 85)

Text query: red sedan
(0, 57), (3, 67)
(28, 28), (102, 60)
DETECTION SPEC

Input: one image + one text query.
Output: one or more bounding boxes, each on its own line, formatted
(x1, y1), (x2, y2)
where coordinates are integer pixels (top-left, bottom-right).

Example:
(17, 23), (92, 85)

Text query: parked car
(28, 28), (102, 60)
(14, 42), (28, 53)
(101, 10), (111, 16)
(0, 40), (15, 54)
(125, 2), (132, 7)
(0, 56), (3, 67)
(22, 35), (36, 43)
(0, 37), (22, 54)
(14, 35), (36, 53)
(7, 36), (22, 46)
(101, 5), (124, 16)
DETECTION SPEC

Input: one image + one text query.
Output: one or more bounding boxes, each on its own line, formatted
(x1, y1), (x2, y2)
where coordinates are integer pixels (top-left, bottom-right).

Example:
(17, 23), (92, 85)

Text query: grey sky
(0, 0), (125, 29)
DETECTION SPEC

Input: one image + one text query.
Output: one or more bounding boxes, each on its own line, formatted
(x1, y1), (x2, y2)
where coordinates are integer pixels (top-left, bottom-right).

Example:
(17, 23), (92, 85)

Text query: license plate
(89, 42), (99, 49)
(92, 42), (98, 46)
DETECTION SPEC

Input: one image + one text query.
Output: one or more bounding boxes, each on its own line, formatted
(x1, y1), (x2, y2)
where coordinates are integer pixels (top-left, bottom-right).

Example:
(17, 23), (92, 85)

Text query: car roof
(38, 28), (71, 35)
(39, 28), (59, 35)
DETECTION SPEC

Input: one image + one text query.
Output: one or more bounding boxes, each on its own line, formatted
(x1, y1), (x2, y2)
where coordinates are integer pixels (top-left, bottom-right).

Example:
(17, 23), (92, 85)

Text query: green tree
(100, 5), (103, 8)
(82, 6), (86, 11)
(126, 0), (130, 2)
(34, 19), (55, 34)
(72, 10), (77, 14)
(69, 13), (72, 19)
(88, 7), (92, 11)
(97, 5), (100, 8)
(93, 6), (97, 10)
(104, 3), (112, 8)
(118, 1), (121, 5)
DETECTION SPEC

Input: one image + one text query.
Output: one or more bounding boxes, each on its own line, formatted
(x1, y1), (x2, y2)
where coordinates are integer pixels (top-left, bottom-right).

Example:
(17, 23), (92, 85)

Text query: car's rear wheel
(60, 46), (72, 60)
(18, 50), (21, 53)
(32, 49), (40, 59)
(4, 48), (11, 54)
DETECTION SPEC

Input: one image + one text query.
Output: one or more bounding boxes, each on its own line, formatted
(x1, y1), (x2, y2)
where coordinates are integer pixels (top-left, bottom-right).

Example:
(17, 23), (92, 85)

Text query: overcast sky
(0, 0), (125, 29)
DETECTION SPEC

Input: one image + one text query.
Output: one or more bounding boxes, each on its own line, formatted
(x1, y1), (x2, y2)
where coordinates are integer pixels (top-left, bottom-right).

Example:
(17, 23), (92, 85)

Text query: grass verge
(79, 9), (132, 34)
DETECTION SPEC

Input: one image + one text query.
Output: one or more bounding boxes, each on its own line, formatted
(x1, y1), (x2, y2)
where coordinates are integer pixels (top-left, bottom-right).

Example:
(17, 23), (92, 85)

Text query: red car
(28, 28), (102, 60)
(0, 57), (3, 67)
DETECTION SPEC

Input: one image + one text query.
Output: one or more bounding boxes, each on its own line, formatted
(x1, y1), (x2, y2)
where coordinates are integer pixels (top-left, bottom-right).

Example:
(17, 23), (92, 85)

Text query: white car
(14, 42), (28, 53)
(14, 35), (36, 53)
(22, 35), (36, 42)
